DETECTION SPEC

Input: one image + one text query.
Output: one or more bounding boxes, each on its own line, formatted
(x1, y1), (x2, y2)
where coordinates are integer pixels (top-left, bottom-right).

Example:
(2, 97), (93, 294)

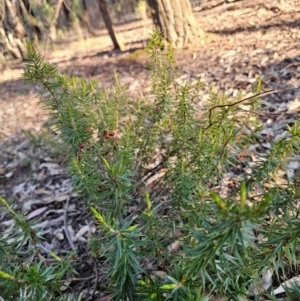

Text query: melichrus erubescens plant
(2, 31), (300, 300)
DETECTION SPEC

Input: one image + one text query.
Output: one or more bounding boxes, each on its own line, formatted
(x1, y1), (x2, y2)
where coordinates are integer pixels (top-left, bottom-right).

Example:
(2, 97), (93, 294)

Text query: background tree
(147, 0), (203, 48)
(0, 0), (5, 24)
(47, 0), (64, 44)
(1, 0), (27, 59)
(97, 0), (121, 50)
(4, 0), (26, 40)
(81, 0), (96, 36)
(61, 0), (96, 38)
(0, 0), (5, 69)
(19, 0), (44, 41)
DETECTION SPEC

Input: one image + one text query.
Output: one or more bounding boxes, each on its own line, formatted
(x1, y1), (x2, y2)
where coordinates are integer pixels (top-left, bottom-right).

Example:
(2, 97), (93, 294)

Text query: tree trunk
(61, 0), (71, 27)
(19, 0), (43, 41)
(4, 0), (26, 39)
(0, 0), (6, 69)
(2, 0), (27, 59)
(97, 0), (121, 50)
(48, 0), (64, 42)
(0, 0), (4, 24)
(81, 0), (96, 36)
(61, 0), (95, 37)
(147, 0), (162, 28)
(146, 0), (202, 48)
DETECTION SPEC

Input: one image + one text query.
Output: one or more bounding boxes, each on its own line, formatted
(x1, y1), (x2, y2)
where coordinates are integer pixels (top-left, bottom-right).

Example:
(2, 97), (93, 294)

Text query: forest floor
(1, 0), (300, 300)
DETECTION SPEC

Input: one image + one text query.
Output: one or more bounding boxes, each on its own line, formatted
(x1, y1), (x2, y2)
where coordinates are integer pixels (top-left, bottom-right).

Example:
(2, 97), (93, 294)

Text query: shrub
(1, 31), (300, 300)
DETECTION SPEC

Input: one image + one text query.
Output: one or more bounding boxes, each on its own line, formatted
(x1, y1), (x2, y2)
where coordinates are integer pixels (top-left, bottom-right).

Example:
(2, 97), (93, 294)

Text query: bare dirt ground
(1, 2), (300, 138)
(1, 0), (300, 299)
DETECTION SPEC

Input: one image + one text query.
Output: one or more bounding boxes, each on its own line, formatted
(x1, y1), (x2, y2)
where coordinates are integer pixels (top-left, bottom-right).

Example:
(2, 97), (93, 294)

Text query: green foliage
(3, 30), (300, 300)
(24, 127), (70, 160)
(0, 197), (75, 301)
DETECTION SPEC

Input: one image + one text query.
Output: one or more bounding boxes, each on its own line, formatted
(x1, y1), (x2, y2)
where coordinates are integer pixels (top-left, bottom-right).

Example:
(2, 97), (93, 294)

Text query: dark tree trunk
(146, 0), (202, 48)
(97, 0), (121, 50)
(147, 0), (162, 29)
(19, 0), (43, 41)
(81, 0), (96, 36)
(61, 0), (71, 26)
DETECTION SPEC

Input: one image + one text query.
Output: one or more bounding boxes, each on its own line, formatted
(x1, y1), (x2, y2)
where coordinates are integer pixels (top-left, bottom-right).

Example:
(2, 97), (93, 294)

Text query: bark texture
(4, 0), (26, 39)
(48, 0), (64, 41)
(147, 0), (162, 29)
(147, 0), (201, 48)
(0, 0), (4, 24)
(19, 0), (43, 41)
(278, 0), (300, 12)
(81, 0), (96, 36)
(1, 0), (27, 59)
(98, 0), (121, 50)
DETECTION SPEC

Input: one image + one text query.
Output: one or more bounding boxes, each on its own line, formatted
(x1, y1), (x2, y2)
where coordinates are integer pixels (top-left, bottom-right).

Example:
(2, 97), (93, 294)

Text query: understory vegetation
(1, 31), (300, 300)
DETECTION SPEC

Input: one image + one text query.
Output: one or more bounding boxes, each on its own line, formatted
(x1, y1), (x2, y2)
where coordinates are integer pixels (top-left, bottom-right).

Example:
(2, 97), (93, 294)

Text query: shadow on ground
(208, 18), (300, 35)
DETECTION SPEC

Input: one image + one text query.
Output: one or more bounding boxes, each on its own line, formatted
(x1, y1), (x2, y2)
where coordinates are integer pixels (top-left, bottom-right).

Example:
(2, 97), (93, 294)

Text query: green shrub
(1, 31), (300, 300)
(0, 196), (76, 301)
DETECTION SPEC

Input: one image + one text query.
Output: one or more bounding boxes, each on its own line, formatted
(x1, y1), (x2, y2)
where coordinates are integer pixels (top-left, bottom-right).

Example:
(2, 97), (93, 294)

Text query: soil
(1, 1), (300, 138)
